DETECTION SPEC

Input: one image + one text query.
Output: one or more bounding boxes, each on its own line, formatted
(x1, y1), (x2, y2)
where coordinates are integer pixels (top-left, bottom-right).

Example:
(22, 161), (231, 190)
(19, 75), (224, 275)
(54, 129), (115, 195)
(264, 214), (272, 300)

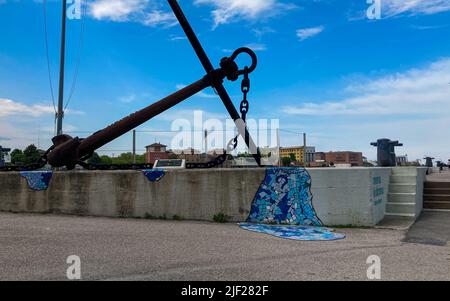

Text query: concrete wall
(0, 170), (265, 223)
(308, 168), (390, 226)
(0, 167), (417, 226)
(415, 167), (427, 217)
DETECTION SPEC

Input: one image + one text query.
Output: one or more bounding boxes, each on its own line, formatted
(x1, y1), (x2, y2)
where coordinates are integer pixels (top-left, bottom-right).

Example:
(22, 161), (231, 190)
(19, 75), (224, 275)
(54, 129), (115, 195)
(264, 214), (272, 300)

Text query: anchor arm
(168, 0), (261, 166)
(47, 75), (214, 169)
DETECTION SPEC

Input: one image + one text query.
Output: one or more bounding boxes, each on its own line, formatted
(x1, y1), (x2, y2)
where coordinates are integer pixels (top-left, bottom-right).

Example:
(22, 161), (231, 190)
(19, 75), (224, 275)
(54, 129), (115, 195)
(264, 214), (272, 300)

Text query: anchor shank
(48, 76), (212, 168)
(78, 77), (211, 157)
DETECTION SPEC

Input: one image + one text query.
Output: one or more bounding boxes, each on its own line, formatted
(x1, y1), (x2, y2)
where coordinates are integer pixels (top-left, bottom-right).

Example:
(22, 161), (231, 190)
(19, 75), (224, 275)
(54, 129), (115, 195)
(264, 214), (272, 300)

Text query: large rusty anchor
(46, 0), (262, 170)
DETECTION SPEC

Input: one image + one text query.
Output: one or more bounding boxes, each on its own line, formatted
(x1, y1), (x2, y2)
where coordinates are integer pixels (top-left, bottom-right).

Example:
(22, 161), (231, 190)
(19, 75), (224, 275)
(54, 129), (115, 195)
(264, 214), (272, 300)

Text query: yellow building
(280, 146), (304, 162)
(280, 146), (316, 163)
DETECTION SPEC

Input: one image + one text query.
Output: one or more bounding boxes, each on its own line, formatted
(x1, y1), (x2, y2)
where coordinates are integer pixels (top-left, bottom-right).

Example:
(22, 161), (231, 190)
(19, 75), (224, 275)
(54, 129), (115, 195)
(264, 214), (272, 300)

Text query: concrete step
(384, 212), (416, 218)
(391, 167), (417, 176)
(388, 192), (416, 204)
(390, 184), (416, 194)
(386, 202), (416, 215)
(424, 188), (450, 195)
(424, 194), (450, 202)
(425, 182), (450, 189)
(376, 215), (415, 230)
(390, 175), (416, 184)
(424, 201), (450, 210)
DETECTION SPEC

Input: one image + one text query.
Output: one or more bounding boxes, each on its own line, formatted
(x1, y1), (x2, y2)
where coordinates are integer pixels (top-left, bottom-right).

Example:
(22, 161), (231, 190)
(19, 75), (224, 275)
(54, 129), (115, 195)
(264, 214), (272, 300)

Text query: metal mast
(56, 0), (67, 135)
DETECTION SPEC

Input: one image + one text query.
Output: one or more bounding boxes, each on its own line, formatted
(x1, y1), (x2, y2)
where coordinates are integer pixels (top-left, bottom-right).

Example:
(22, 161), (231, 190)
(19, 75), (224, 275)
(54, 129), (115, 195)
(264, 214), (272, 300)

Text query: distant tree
(112, 152), (133, 164)
(289, 153), (297, 163)
(10, 149), (25, 165)
(96, 152), (147, 165)
(87, 152), (101, 164)
(23, 144), (41, 164)
(100, 155), (113, 164)
(135, 154), (146, 164)
(282, 157), (292, 166)
(10, 145), (41, 165)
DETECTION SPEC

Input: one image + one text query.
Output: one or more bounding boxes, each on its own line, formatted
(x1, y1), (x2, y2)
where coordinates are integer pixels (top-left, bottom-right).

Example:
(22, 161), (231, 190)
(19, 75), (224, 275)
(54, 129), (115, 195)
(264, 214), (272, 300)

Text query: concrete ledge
(0, 167), (394, 226)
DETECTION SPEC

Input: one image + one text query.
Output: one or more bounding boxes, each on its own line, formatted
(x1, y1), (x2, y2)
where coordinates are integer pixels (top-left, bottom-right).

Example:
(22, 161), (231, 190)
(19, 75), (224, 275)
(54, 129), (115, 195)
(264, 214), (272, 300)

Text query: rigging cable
(65, 0), (87, 111)
(42, 0), (57, 115)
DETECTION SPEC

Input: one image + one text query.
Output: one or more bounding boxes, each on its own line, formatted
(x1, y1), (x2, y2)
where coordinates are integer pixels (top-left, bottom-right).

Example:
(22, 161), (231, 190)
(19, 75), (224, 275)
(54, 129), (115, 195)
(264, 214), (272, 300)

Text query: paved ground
(0, 212), (449, 281)
(427, 169), (450, 182)
(405, 211), (450, 246)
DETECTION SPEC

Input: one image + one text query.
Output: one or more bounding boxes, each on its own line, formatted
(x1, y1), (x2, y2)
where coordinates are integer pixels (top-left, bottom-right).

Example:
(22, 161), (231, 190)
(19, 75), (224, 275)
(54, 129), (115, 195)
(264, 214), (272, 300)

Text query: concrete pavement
(0, 212), (449, 281)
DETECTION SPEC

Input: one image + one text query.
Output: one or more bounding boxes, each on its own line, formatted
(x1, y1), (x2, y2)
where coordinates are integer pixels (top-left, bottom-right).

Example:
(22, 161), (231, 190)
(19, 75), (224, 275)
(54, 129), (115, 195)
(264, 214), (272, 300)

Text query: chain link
(229, 66), (250, 152)
(186, 67), (252, 169)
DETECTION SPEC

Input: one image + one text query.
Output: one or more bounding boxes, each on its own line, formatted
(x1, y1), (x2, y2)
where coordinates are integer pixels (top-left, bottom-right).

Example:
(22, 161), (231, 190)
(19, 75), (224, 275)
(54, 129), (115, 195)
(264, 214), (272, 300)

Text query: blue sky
(1, 0), (450, 161)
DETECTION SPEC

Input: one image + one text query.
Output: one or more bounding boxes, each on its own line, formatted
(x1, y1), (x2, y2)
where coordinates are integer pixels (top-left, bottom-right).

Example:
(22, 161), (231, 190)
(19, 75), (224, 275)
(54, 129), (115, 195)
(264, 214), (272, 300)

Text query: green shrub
(213, 213), (229, 223)
(173, 215), (184, 221)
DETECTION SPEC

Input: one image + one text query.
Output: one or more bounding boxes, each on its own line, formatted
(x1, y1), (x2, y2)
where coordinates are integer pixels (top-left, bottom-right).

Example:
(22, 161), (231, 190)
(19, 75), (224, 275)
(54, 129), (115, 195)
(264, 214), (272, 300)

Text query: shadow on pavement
(403, 211), (450, 246)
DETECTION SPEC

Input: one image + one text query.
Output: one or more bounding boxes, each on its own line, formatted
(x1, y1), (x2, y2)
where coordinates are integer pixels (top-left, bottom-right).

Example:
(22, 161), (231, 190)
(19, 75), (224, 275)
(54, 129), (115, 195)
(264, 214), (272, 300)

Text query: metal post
(277, 128), (281, 167)
(204, 129), (208, 154)
(132, 130), (136, 164)
(303, 133), (307, 166)
(56, 0), (67, 135)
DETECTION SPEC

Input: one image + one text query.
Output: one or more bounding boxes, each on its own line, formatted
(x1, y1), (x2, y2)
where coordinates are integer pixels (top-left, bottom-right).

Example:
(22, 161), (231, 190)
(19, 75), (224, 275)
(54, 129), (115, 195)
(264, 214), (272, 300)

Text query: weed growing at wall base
(213, 213), (229, 223)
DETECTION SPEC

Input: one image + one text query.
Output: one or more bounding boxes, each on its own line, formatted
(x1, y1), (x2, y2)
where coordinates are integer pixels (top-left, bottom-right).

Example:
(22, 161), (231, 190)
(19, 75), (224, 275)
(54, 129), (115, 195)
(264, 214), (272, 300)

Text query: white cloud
(0, 99), (82, 150)
(252, 26), (276, 38)
(282, 58), (450, 116)
(383, 0), (450, 17)
(169, 35), (187, 41)
(194, 0), (296, 28)
(296, 26), (325, 41)
(0, 98), (84, 117)
(89, 0), (176, 27)
(142, 10), (177, 27)
(243, 43), (267, 51)
(222, 43), (267, 53)
(90, 0), (149, 21)
(118, 94), (136, 103)
(274, 58), (450, 161)
(0, 98), (54, 117)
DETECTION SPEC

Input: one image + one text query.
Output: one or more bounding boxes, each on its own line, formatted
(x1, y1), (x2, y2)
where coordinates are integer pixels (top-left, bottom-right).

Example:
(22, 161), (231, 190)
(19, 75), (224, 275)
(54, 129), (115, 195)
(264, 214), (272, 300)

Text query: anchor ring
(229, 47), (258, 75)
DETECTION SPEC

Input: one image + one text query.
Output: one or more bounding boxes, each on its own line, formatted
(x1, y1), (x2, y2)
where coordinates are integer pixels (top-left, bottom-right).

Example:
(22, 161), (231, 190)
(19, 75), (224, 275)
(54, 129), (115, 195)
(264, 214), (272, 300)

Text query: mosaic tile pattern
(239, 223), (345, 241)
(142, 169), (165, 182)
(20, 171), (53, 191)
(247, 167), (322, 226)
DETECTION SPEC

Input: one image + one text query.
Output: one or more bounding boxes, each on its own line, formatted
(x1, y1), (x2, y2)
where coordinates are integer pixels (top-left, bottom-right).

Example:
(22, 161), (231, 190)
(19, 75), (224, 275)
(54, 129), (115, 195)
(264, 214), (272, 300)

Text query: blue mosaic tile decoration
(247, 167), (322, 226)
(20, 171), (53, 191)
(142, 169), (165, 182)
(239, 223), (345, 241)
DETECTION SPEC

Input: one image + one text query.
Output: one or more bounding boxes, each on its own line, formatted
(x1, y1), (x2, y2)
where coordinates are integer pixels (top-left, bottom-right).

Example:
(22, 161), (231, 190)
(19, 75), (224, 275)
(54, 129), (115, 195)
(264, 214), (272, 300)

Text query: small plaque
(154, 159), (186, 169)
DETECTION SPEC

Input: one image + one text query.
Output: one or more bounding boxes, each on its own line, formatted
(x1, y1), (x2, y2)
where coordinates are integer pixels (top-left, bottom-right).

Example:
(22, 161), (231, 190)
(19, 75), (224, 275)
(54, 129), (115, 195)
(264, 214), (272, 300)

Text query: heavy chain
(0, 160), (48, 172)
(0, 147), (52, 172)
(228, 66), (250, 152)
(186, 67), (251, 169)
(76, 161), (154, 171)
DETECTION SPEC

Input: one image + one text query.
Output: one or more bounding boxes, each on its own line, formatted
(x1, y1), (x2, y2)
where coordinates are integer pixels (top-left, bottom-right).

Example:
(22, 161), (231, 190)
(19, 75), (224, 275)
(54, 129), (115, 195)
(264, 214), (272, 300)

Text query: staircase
(424, 181), (450, 210)
(385, 168), (420, 218)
